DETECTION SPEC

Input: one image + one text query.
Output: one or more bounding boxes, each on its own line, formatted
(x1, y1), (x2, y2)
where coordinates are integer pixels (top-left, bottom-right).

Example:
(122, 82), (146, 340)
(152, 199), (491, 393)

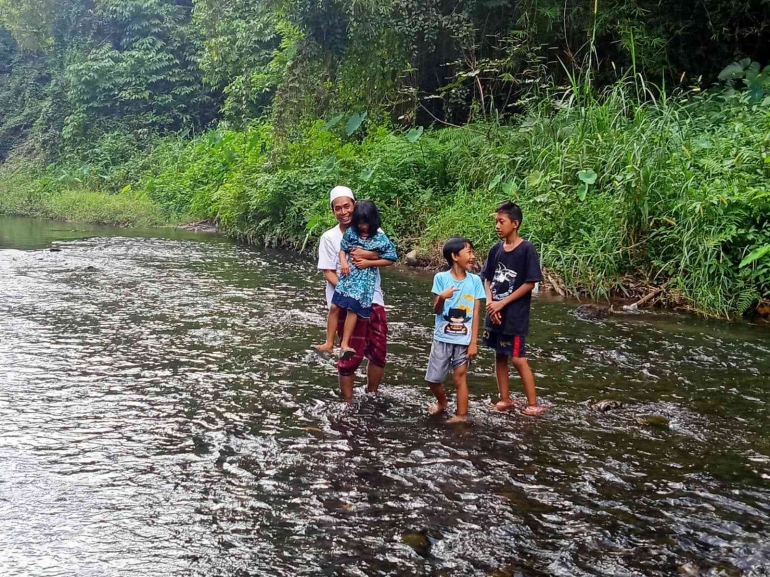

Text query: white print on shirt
(491, 263), (517, 301)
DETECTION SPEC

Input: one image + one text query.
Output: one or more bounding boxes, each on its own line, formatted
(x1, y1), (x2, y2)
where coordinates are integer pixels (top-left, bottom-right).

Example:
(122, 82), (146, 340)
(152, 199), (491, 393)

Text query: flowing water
(1, 215), (769, 577)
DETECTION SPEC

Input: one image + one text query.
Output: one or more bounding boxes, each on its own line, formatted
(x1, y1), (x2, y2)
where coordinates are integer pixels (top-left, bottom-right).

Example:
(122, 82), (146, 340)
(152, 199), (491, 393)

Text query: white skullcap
(329, 185), (355, 208)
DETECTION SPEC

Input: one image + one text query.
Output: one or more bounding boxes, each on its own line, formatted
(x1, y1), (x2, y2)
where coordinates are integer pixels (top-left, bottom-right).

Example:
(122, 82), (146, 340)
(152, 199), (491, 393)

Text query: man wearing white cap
(317, 185), (393, 401)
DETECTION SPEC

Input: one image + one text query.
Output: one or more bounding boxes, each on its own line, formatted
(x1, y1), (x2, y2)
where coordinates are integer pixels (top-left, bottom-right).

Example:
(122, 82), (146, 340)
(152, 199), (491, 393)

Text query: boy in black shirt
(481, 201), (545, 416)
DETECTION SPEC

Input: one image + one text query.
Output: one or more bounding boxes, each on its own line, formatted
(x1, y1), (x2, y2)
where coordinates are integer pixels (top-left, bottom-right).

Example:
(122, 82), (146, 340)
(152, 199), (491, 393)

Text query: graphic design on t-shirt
(491, 262), (517, 300)
(443, 307), (470, 336)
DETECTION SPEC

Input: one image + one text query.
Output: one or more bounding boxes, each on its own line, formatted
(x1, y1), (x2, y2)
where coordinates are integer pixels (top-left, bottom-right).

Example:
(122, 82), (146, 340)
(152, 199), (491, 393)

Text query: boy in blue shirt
(425, 237), (486, 423)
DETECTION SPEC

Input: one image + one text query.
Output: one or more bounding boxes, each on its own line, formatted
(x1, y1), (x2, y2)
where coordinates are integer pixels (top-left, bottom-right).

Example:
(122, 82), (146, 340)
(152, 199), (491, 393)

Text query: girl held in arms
(313, 200), (397, 359)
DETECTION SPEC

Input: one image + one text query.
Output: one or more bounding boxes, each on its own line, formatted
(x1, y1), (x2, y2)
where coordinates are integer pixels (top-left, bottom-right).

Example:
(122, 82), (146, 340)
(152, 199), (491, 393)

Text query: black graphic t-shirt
(481, 240), (543, 336)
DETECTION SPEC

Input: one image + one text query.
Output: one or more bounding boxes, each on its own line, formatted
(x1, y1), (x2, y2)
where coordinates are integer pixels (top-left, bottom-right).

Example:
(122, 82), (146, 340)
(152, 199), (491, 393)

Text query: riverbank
(1, 85), (768, 318)
(0, 169), (174, 228)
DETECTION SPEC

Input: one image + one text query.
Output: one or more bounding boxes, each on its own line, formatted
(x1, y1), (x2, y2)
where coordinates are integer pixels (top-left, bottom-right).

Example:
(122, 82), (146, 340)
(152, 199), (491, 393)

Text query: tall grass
(1, 81), (767, 316)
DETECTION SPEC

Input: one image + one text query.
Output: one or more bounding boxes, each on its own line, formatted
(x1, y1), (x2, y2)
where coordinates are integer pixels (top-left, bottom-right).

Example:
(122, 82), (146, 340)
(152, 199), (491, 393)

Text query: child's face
(495, 212), (518, 238)
(453, 244), (476, 270)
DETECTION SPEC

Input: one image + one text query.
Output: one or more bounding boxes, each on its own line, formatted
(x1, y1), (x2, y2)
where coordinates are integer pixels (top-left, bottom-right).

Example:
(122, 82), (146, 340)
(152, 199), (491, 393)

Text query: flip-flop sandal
(339, 347), (357, 361)
(521, 405), (546, 416)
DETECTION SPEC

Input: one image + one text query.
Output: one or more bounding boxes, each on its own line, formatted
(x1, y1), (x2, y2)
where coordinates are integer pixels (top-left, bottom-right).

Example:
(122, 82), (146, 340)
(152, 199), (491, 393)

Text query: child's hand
(340, 261), (351, 275)
(440, 286), (460, 300)
(486, 299), (504, 316)
(467, 342), (478, 361)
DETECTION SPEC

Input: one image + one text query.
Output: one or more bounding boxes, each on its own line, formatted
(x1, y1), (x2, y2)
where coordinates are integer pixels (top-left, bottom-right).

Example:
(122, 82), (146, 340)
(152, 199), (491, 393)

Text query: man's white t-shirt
(317, 224), (385, 308)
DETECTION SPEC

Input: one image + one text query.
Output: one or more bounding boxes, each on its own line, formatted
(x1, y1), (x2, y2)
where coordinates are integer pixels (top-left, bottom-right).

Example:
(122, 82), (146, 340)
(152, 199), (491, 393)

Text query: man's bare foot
(339, 347), (356, 360)
(428, 403), (447, 415)
(492, 399), (514, 411)
(312, 343), (334, 354)
(446, 414), (467, 424)
(521, 404), (546, 416)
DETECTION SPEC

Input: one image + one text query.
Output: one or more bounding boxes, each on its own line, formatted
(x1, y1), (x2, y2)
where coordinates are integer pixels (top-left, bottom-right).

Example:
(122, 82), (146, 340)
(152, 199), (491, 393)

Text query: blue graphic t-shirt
(432, 271), (486, 346)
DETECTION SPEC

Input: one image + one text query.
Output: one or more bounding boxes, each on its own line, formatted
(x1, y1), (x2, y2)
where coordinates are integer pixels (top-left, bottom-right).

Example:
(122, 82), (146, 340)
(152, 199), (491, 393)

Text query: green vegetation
(0, 0), (768, 316)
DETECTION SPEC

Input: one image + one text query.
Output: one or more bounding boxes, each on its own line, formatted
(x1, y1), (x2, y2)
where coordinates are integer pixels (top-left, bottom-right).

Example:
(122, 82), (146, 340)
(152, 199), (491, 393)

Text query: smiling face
(453, 243), (477, 271)
(332, 197), (355, 228)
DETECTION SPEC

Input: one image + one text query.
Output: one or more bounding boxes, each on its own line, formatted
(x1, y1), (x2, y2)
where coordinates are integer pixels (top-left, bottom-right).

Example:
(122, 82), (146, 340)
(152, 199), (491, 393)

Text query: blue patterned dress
(332, 228), (397, 318)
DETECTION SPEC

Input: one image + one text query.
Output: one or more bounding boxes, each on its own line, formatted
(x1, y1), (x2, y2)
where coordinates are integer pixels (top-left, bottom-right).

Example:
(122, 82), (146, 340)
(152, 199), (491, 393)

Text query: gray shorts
(425, 340), (469, 384)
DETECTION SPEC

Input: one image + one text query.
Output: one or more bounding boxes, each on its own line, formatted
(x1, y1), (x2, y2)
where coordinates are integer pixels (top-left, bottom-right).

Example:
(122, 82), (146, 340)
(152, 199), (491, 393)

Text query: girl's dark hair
(443, 236), (474, 267)
(351, 199), (381, 235)
(496, 200), (523, 225)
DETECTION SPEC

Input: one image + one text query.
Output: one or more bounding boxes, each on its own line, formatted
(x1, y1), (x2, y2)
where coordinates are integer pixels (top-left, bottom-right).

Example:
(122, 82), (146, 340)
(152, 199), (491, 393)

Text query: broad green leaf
(502, 180), (515, 195)
(577, 182), (588, 201)
(345, 112), (367, 136)
(577, 169), (597, 185)
(322, 114), (344, 131)
(745, 61), (761, 82)
(527, 170), (543, 188)
(488, 174), (503, 190)
(739, 244), (770, 268)
(406, 126), (424, 143)
(749, 84), (765, 103)
(360, 167), (376, 182)
(718, 61), (746, 81)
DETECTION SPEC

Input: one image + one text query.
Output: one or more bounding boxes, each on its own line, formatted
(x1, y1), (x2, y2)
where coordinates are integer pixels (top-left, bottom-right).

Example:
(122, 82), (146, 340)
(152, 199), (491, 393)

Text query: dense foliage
(0, 0), (769, 316)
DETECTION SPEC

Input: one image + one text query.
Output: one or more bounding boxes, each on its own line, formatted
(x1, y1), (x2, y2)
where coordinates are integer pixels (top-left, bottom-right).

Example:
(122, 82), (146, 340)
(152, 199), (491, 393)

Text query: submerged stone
(401, 529), (442, 557)
(591, 399), (624, 412)
(575, 304), (610, 320)
(636, 415), (670, 430)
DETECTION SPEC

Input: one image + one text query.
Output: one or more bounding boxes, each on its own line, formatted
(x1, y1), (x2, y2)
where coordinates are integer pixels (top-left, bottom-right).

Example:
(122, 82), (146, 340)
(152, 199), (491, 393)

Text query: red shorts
(336, 304), (388, 377)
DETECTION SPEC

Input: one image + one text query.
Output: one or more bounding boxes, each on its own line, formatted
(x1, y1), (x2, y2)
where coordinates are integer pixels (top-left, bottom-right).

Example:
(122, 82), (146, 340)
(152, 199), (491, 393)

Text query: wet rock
(678, 563), (700, 576)
(574, 304), (610, 320)
(405, 249), (420, 266)
(401, 530), (441, 557)
(49, 247), (62, 252)
(636, 415), (670, 430)
(83, 265), (98, 272)
(590, 399), (624, 412)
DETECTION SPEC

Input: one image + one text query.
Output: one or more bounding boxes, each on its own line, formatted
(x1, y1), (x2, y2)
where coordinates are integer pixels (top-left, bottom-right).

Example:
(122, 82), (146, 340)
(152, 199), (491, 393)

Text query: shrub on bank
(1, 84), (768, 317)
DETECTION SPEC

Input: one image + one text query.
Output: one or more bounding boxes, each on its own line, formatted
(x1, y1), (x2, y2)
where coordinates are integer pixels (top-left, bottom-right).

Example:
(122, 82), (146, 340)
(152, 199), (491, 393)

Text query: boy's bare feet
(312, 343), (334, 354)
(339, 347), (356, 360)
(492, 399), (515, 411)
(428, 403), (447, 415)
(446, 414), (467, 424)
(521, 404), (546, 416)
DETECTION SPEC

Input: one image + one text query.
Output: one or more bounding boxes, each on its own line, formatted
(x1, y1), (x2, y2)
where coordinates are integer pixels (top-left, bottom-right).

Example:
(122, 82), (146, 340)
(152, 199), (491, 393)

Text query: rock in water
(636, 415), (670, 430)
(49, 247), (62, 252)
(405, 249), (420, 267)
(401, 531), (431, 556)
(591, 399), (624, 412)
(575, 304), (610, 320)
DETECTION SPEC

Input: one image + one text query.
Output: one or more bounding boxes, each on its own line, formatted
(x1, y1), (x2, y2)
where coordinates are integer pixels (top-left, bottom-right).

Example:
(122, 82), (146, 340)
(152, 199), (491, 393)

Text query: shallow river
(1, 216), (769, 577)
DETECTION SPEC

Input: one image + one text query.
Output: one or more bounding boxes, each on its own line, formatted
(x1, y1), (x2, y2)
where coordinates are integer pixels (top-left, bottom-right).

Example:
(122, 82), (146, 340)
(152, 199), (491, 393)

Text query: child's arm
(338, 249), (350, 275)
(433, 286), (459, 314)
(487, 282), (536, 317)
(484, 279), (502, 325)
(467, 299), (482, 360)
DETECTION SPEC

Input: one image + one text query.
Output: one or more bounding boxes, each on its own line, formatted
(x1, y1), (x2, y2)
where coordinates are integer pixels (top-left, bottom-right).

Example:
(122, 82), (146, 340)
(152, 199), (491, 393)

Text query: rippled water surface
(1, 215), (769, 576)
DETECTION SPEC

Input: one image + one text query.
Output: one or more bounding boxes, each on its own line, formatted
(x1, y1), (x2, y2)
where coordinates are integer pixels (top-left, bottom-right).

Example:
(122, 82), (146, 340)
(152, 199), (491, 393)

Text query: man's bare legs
(338, 361), (384, 402)
(313, 304), (341, 353)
